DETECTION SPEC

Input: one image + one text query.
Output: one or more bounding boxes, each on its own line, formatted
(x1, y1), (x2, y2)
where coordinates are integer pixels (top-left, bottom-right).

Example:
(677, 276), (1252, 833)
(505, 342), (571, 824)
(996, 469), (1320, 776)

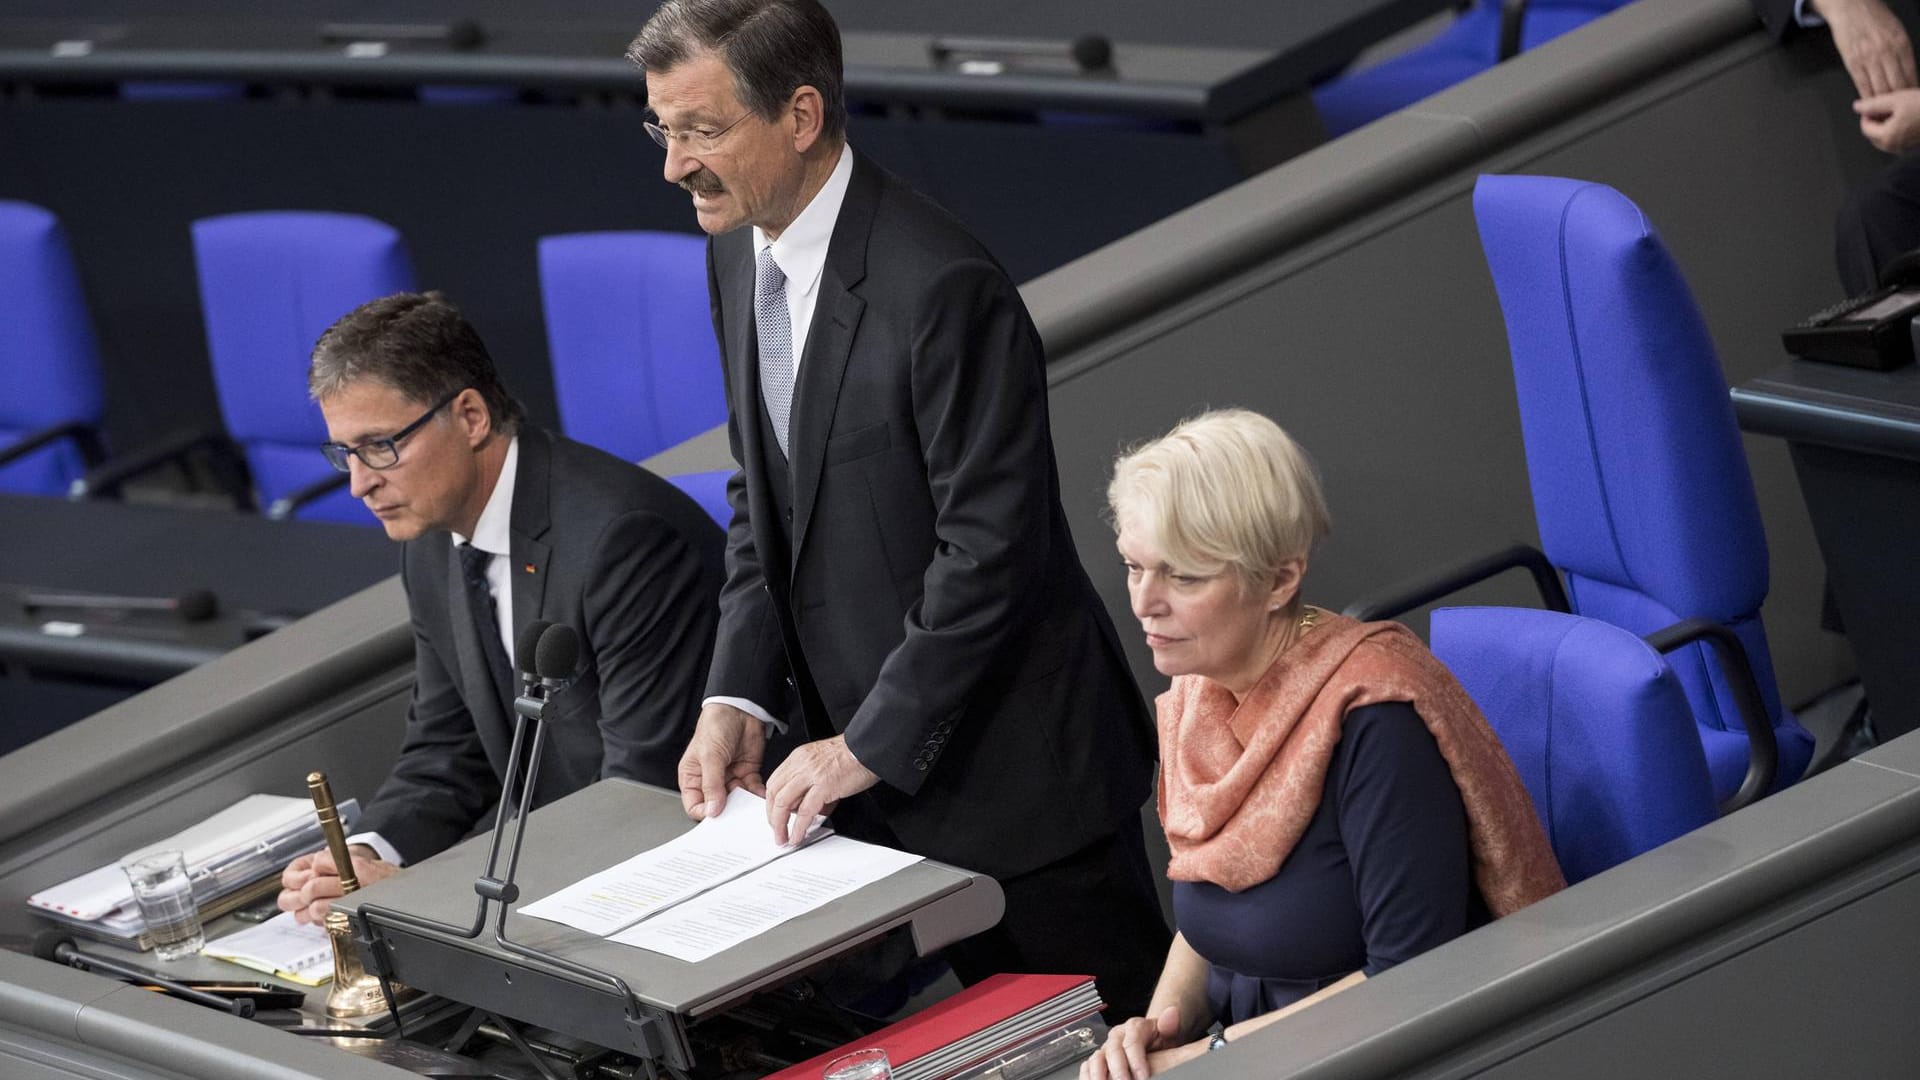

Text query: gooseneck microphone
(21, 588), (219, 622)
(532, 621), (580, 692)
(514, 619), (555, 692)
(33, 930), (255, 1019)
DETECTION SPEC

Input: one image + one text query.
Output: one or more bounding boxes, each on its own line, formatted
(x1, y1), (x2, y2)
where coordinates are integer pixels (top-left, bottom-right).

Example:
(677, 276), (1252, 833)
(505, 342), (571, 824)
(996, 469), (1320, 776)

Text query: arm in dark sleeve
(842, 258), (1053, 794)
(586, 511), (719, 789)
(702, 237), (788, 714)
(1335, 702), (1477, 977)
(1752, 0), (1803, 41)
(357, 555), (499, 864)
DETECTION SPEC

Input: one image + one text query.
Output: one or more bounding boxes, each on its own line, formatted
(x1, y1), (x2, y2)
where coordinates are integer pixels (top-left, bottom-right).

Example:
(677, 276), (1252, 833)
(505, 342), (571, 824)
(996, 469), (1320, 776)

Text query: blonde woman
(1086, 409), (1562, 1079)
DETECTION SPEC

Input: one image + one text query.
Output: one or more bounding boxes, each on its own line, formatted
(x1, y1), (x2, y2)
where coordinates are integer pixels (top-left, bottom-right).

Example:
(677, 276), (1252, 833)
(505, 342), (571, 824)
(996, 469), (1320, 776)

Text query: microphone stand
(352, 625), (673, 1079)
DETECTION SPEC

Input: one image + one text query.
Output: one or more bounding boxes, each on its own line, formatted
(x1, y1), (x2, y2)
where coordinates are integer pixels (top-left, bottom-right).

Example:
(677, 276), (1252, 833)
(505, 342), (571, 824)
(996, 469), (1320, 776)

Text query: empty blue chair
(1314, 1), (1631, 139)
(667, 469), (732, 529)
(193, 211), (416, 524)
(539, 232), (726, 464)
(1472, 174), (1815, 801)
(0, 201), (106, 496)
(1432, 607), (1719, 884)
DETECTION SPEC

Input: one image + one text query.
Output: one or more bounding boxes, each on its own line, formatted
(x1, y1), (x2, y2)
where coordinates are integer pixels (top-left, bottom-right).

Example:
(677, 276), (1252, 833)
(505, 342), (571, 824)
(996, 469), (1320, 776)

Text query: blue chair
(1431, 607), (1718, 884)
(1471, 174), (1815, 802)
(667, 469), (732, 529)
(1313, 0), (1631, 139)
(538, 231), (727, 464)
(0, 201), (107, 497)
(194, 211), (416, 524)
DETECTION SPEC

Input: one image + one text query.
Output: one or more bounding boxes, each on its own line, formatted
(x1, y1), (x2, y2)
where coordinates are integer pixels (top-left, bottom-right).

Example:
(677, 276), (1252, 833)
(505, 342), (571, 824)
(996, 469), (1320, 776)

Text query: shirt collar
(752, 142), (854, 291)
(451, 435), (518, 557)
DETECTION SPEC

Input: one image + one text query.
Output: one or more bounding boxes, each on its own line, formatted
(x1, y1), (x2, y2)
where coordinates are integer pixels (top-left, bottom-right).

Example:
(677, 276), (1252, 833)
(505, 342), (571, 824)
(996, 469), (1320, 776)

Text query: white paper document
(204, 912), (333, 985)
(519, 790), (828, 936)
(610, 834), (923, 962)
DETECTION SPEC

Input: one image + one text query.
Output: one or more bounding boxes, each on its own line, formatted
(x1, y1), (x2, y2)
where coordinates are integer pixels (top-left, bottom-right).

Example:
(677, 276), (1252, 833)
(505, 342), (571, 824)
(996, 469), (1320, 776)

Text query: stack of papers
(521, 791), (922, 962)
(27, 794), (356, 949)
(764, 974), (1106, 1080)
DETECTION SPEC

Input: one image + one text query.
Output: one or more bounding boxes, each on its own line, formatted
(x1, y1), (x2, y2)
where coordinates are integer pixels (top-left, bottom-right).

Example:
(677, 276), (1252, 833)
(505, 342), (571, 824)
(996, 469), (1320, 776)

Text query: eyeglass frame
(320, 388), (466, 473)
(644, 111), (751, 155)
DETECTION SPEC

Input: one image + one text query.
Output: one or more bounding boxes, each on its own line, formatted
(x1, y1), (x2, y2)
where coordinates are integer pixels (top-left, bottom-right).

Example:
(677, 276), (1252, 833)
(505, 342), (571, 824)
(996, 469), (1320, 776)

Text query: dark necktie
(458, 542), (514, 706)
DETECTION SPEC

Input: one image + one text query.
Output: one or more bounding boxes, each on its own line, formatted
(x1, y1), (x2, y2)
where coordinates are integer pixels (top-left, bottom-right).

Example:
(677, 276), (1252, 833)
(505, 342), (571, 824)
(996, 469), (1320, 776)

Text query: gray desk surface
(1731, 359), (1920, 461)
(335, 779), (1002, 1023)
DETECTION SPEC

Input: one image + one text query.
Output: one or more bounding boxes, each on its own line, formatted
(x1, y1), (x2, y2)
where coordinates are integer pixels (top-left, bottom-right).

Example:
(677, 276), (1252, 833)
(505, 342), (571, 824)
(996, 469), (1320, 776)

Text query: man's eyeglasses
(320, 389), (464, 473)
(644, 112), (749, 155)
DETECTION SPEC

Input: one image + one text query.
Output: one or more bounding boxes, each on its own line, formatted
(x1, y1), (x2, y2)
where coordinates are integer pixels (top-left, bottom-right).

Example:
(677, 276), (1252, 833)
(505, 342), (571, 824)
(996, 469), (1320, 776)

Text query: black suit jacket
(705, 152), (1155, 879)
(359, 426), (724, 863)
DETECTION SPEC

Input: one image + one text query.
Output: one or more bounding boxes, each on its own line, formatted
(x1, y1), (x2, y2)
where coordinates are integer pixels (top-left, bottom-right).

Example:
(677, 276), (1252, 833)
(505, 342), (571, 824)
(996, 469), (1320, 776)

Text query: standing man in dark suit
(629, 0), (1168, 1016)
(278, 291), (724, 925)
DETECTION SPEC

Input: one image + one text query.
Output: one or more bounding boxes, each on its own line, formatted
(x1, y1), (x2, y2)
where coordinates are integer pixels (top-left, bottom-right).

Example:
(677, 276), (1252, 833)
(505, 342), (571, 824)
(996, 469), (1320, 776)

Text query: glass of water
(121, 849), (204, 961)
(823, 1047), (891, 1080)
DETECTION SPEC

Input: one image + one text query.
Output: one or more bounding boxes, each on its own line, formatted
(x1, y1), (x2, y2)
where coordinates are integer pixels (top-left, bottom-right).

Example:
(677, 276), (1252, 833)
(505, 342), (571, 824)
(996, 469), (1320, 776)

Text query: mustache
(680, 171), (724, 196)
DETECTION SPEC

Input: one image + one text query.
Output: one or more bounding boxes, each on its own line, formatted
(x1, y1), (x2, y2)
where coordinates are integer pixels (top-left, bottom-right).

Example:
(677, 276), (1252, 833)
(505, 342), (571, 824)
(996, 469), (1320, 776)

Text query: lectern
(333, 779), (1005, 1074)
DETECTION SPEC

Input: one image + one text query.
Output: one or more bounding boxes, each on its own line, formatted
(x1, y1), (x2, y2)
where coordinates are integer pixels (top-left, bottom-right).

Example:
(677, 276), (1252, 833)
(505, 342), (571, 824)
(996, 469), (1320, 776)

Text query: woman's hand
(1081, 1005), (1184, 1080)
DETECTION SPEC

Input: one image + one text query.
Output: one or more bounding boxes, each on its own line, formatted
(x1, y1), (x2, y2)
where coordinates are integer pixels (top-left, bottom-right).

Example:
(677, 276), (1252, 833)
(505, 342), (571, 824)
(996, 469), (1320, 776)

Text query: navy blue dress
(1172, 701), (1488, 1024)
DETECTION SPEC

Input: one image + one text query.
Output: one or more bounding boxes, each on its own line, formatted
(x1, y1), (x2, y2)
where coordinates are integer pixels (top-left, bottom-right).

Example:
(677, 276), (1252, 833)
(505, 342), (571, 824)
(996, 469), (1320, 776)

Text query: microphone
(928, 33), (1114, 73)
(21, 588), (219, 622)
(533, 622), (580, 691)
(318, 18), (487, 50)
(514, 619), (555, 688)
(33, 930), (255, 1019)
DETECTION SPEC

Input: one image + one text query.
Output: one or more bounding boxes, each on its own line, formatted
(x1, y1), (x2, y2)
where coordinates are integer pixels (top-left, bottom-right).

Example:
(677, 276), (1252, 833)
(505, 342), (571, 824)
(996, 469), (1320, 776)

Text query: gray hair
(628, 0), (848, 141)
(308, 291), (525, 437)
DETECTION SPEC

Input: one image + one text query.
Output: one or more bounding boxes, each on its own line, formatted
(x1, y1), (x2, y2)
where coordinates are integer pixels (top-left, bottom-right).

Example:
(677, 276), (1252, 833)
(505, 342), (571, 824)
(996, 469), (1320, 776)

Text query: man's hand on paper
(678, 701), (768, 821)
(763, 735), (879, 846)
(277, 845), (395, 926)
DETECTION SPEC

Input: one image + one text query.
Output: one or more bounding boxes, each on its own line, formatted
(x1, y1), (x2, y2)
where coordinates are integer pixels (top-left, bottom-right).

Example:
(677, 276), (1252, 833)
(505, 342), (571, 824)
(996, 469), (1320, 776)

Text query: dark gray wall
(1035, 0), (1867, 709)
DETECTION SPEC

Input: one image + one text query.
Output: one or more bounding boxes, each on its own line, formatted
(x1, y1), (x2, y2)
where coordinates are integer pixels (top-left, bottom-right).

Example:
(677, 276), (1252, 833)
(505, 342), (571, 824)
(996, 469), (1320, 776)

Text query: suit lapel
(789, 154), (877, 563)
(448, 551), (511, 736)
(509, 429), (552, 667)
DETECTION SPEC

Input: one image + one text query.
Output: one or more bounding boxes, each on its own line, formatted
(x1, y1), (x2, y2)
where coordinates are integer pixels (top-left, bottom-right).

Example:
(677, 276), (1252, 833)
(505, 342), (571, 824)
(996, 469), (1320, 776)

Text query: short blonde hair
(1107, 409), (1331, 593)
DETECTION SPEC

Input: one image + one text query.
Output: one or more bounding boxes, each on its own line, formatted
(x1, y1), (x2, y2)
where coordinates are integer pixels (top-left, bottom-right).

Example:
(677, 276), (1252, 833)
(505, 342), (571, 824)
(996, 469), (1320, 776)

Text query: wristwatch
(1206, 1022), (1230, 1053)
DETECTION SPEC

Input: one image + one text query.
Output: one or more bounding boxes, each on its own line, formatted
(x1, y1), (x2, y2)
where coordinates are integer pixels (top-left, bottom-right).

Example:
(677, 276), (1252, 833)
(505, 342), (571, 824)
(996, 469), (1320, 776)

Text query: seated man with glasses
(277, 291), (725, 925)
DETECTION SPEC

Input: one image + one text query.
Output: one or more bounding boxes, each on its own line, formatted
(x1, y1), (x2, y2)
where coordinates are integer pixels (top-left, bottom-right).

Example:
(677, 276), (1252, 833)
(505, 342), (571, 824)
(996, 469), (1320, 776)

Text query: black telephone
(1783, 250), (1920, 370)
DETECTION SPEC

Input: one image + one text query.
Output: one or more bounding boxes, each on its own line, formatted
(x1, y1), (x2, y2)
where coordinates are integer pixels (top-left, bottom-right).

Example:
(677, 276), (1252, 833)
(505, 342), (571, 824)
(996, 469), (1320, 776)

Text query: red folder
(765, 973), (1098, 1080)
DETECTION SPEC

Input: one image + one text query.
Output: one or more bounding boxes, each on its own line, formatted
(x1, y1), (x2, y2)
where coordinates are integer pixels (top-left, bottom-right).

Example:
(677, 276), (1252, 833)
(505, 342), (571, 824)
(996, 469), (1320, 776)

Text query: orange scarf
(1157, 611), (1564, 916)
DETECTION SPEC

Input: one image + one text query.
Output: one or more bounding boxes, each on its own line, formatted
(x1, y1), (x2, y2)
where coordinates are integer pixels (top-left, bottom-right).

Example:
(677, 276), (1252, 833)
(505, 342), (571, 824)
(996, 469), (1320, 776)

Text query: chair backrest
(1471, 173), (1811, 798)
(0, 201), (106, 496)
(191, 211), (416, 524)
(1431, 606), (1718, 884)
(666, 469), (733, 529)
(538, 231), (726, 464)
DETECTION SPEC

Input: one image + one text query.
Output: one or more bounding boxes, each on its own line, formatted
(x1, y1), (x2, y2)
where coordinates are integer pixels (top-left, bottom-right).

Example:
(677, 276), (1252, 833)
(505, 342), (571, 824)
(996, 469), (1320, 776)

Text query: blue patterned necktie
(755, 246), (794, 458)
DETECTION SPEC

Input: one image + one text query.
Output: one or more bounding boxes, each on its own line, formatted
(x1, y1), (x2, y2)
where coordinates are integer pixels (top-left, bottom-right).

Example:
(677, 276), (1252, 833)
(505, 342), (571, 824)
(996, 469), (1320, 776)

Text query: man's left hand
(1858, 89), (1920, 152)
(762, 735), (880, 845)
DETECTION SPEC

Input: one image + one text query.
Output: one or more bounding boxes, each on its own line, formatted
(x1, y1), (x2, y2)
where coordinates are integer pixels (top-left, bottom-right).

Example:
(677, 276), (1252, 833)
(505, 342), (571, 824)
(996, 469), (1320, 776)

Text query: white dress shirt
(350, 436), (519, 867)
(706, 143), (855, 735)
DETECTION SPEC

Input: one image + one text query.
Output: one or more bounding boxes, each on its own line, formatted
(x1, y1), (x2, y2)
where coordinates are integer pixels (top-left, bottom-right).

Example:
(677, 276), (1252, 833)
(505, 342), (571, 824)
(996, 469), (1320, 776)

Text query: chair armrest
(1342, 543), (1570, 621)
(266, 472), (350, 520)
(0, 420), (106, 471)
(1499, 0), (1531, 60)
(70, 429), (251, 507)
(1643, 619), (1780, 814)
